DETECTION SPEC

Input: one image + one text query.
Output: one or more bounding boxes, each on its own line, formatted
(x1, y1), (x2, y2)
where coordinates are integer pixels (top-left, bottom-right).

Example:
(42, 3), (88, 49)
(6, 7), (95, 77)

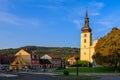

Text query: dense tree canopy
(95, 27), (120, 65)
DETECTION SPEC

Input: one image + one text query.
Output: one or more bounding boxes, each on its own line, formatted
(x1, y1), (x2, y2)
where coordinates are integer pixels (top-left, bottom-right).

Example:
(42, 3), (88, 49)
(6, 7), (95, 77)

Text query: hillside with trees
(95, 27), (120, 66)
(0, 46), (79, 58)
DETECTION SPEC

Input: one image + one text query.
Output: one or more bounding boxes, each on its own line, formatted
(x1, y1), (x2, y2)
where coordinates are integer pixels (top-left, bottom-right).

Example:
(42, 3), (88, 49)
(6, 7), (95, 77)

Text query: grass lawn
(54, 67), (119, 73)
(54, 75), (98, 79)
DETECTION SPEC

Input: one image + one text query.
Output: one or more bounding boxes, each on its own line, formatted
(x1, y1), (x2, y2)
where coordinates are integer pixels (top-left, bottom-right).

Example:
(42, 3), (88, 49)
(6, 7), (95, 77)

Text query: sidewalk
(0, 73), (18, 77)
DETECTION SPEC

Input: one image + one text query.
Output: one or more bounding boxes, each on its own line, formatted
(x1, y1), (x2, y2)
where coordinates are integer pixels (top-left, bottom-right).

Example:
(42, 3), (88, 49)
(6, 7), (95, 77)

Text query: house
(0, 54), (27, 71)
(9, 55), (28, 71)
(67, 56), (76, 65)
(15, 49), (31, 65)
(40, 54), (62, 68)
(30, 50), (40, 69)
(39, 59), (52, 69)
(15, 49), (40, 69)
(48, 54), (62, 68)
(0, 54), (11, 70)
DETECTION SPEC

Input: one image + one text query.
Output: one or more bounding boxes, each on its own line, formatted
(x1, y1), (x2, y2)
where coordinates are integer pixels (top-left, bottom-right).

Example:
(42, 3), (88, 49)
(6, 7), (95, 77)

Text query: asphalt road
(0, 73), (90, 80)
(0, 72), (120, 80)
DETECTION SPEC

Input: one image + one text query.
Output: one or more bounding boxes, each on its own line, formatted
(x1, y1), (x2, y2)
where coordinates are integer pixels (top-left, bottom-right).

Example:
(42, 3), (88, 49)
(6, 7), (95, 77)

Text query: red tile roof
(47, 54), (61, 59)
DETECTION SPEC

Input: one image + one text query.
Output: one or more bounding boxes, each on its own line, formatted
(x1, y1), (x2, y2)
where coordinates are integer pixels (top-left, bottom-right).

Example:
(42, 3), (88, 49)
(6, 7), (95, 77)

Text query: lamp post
(75, 57), (79, 77)
(75, 48), (79, 77)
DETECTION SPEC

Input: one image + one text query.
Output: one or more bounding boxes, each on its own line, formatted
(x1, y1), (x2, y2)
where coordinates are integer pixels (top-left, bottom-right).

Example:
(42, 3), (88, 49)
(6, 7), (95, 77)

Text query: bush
(63, 69), (69, 76)
(76, 60), (90, 67)
(56, 67), (62, 70)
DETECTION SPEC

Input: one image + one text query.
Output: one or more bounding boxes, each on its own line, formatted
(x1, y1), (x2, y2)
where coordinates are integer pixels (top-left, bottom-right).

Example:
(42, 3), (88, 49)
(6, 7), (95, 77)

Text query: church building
(80, 10), (98, 63)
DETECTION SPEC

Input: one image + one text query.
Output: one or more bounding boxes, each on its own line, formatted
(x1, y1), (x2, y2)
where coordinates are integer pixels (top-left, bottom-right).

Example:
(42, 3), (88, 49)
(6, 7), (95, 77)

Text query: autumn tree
(95, 27), (120, 66)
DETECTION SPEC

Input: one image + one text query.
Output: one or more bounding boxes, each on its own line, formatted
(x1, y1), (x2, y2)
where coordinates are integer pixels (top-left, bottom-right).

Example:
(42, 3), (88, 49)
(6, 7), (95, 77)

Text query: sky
(0, 0), (120, 49)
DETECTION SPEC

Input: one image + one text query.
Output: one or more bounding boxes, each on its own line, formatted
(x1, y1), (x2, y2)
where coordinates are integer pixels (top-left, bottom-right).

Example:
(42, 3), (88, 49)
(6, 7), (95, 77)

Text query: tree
(95, 27), (120, 66)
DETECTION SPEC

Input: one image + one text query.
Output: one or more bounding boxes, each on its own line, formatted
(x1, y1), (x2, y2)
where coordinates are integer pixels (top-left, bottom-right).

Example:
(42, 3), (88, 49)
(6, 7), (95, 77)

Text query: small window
(34, 55), (37, 59)
(32, 55), (34, 59)
(84, 39), (86, 43)
(84, 34), (87, 37)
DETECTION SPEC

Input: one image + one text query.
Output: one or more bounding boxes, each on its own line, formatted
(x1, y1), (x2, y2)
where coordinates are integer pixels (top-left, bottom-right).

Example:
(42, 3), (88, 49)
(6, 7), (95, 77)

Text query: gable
(40, 54), (52, 59)
(10, 56), (27, 66)
(15, 49), (30, 56)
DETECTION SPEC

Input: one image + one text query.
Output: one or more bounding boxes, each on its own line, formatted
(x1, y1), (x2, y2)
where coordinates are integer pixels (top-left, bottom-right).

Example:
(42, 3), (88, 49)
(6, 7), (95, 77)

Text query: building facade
(80, 10), (98, 63)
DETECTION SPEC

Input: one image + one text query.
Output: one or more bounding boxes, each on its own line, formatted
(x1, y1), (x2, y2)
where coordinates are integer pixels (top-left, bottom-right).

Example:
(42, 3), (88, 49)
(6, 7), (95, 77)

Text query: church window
(84, 39), (86, 43)
(84, 34), (87, 37)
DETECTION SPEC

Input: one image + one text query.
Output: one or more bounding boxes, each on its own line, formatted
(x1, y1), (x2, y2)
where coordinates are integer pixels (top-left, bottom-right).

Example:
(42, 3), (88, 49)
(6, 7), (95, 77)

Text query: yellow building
(9, 55), (28, 71)
(80, 10), (98, 63)
(15, 49), (31, 65)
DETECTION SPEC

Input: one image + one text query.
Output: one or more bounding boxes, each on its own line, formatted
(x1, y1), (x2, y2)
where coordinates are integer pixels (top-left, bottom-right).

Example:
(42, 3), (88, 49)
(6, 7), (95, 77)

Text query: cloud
(98, 21), (112, 27)
(0, 12), (41, 27)
(91, 12), (100, 16)
(0, 0), (40, 27)
(89, 2), (104, 8)
(73, 19), (83, 29)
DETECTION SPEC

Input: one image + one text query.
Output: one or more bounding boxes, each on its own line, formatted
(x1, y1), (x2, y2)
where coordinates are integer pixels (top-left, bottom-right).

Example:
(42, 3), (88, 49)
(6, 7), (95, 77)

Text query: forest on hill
(0, 46), (79, 58)
(95, 27), (120, 65)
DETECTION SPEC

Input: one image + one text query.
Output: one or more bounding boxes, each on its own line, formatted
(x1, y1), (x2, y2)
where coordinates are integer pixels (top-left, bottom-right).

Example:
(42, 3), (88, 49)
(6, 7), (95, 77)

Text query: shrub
(63, 69), (69, 76)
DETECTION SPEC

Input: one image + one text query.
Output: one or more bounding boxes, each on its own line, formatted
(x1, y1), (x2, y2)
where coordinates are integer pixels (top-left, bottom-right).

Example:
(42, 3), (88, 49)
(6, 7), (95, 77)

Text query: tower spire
(81, 9), (91, 32)
(85, 8), (88, 18)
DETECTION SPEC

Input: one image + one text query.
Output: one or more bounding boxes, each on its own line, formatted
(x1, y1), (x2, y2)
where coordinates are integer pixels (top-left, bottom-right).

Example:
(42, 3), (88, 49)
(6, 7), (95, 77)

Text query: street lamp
(75, 57), (79, 77)
(75, 47), (79, 77)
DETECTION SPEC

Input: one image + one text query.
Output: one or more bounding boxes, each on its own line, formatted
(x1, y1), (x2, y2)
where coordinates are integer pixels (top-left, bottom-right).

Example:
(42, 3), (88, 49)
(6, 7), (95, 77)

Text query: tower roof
(81, 9), (91, 32)
(85, 8), (88, 18)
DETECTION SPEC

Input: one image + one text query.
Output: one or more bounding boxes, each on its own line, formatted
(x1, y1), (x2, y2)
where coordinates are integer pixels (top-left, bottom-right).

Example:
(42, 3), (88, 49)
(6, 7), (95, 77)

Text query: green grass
(54, 67), (119, 73)
(54, 75), (98, 79)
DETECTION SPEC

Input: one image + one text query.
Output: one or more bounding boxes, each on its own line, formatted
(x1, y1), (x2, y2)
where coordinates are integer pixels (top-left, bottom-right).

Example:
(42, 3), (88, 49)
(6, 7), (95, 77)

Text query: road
(0, 72), (120, 80)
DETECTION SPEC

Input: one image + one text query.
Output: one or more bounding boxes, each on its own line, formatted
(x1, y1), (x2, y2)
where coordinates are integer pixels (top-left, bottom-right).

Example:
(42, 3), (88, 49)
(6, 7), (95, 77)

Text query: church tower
(80, 9), (92, 62)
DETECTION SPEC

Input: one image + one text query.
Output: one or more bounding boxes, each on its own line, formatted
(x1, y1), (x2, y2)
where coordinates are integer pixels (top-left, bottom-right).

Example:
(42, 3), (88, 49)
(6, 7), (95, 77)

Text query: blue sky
(0, 0), (120, 49)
